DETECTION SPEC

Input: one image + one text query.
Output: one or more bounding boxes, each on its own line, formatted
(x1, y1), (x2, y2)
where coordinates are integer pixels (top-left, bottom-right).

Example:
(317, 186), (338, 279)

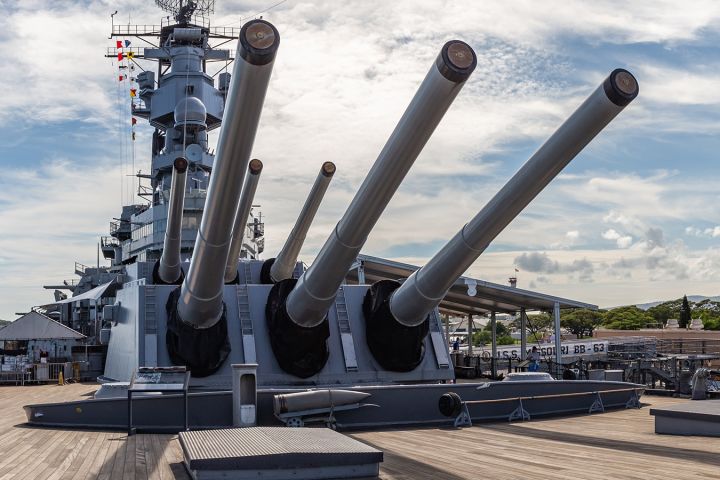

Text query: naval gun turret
(99, 18), (640, 393)
(367, 69), (639, 371)
(167, 19), (279, 376)
(262, 161), (337, 284)
(265, 40), (478, 377)
(26, 10), (649, 432)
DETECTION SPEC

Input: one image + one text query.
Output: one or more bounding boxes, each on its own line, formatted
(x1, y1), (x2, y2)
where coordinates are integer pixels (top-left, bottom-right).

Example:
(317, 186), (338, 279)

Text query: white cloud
(639, 64), (720, 105)
(706, 227), (720, 238)
(602, 229), (632, 248)
(0, 158), (121, 319)
(2, 1), (720, 317)
(616, 236), (633, 249)
(685, 226), (720, 238)
(602, 229), (621, 240)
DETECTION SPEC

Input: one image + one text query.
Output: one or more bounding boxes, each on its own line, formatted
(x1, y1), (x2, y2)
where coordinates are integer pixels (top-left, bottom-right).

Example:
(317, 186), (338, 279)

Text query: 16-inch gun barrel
(389, 69), (639, 327)
(266, 161), (336, 283)
(176, 19), (279, 329)
(283, 41), (477, 329)
(156, 156), (189, 284)
(224, 159), (263, 283)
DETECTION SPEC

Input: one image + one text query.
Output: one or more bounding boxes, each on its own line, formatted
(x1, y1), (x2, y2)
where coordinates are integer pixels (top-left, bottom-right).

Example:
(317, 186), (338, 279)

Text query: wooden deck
(0, 383), (718, 479)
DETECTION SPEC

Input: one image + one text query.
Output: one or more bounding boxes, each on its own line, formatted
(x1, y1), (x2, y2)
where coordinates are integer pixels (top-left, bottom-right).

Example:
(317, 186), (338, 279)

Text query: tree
(679, 295), (691, 329)
(646, 303), (677, 327)
(483, 321), (509, 337)
(693, 306), (720, 330)
(525, 313), (553, 330)
(472, 322), (515, 346)
(472, 330), (492, 346)
(703, 317), (720, 330)
(603, 306), (653, 330)
(561, 309), (604, 338)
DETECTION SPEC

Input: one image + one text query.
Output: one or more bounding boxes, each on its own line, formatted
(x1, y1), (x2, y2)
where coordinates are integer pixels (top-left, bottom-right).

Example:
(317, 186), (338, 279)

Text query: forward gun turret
(166, 19), (280, 376)
(265, 40), (477, 378)
(366, 69), (640, 371)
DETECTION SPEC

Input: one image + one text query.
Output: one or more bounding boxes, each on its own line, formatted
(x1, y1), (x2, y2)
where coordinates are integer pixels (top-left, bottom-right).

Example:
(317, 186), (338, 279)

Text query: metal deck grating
(179, 427), (383, 470)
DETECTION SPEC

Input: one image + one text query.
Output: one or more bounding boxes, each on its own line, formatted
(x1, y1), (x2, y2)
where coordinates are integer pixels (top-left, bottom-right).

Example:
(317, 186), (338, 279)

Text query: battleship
(18, 1), (648, 441)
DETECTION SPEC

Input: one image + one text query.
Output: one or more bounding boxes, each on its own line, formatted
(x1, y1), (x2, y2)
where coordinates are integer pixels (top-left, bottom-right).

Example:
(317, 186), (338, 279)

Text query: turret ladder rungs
(429, 310), (451, 368)
(237, 284), (256, 363)
(335, 287), (358, 372)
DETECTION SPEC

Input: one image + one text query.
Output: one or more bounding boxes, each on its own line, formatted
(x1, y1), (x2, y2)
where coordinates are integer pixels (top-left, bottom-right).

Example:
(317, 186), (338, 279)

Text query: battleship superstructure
(42, 0), (264, 341)
(26, 2), (647, 430)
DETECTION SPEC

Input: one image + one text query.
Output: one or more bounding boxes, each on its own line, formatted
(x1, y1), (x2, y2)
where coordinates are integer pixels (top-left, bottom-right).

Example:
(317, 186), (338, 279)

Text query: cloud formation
(1, 1), (720, 318)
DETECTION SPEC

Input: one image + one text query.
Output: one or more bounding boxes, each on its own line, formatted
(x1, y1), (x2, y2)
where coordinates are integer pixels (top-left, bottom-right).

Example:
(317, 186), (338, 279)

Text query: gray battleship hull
(24, 380), (643, 431)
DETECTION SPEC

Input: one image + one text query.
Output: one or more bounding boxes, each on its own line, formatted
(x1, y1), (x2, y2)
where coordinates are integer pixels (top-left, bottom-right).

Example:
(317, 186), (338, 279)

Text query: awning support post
(467, 314), (473, 356)
(553, 301), (561, 377)
(520, 307), (527, 361)
(357, 262), (365, 284)
(444, 313), (450, 356)
(491, 311), (497, 379)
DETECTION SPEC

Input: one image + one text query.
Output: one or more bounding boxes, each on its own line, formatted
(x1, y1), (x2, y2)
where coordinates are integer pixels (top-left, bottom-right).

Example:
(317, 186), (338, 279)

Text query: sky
(1, 0), (720, 320)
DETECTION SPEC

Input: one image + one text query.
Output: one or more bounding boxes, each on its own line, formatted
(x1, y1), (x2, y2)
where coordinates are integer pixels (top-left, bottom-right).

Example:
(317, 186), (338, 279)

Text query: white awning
(0, 311), (85, 340)
(53, 281), (117, 305)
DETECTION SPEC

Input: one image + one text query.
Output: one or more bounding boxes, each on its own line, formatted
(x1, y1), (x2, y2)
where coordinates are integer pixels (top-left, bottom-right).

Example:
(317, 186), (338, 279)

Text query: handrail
(464, 387), (643, 406)
(446, 386), (643, 427)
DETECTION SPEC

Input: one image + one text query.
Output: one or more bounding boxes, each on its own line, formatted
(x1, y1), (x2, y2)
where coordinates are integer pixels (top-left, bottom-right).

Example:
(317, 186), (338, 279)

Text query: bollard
(232, 364), (258, 427)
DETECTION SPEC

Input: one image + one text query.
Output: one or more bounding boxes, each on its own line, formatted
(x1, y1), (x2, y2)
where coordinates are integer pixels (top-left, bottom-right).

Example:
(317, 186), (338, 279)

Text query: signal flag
(116, 40), (122, 49)
(117, 52), (123, 61)
(130, 88), (137, 97)
(125, 40), (131, 47)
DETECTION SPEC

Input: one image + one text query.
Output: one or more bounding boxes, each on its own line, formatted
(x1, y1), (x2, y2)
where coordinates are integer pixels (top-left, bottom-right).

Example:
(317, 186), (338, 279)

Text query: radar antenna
(155, 0), (215, 23)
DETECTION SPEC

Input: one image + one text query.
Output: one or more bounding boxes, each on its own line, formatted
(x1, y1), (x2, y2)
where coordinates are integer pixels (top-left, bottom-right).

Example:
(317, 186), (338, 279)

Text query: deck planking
(0, 383), (717, 479)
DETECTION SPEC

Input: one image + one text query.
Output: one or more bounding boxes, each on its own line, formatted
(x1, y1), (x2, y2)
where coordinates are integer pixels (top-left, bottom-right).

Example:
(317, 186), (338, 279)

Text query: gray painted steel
(270, 162), (336, 282)
(651, 400), (720, 436)
(157, 158), (188, 284)
(553, 301), (562, 368)
(179, 427), (382, 469)
(389, 70), (638, 326)
(224, 160), (263, 283)
(24, 380), (644, 431)
(273, 390), (370, 414)
(178, 21), (279, 328)
(101, 268), (453, 390)
(286, 42), (476, 328)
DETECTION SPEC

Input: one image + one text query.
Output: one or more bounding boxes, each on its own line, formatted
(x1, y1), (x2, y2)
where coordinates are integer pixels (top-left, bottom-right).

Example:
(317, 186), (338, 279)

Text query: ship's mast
(103, 0), (265, 266)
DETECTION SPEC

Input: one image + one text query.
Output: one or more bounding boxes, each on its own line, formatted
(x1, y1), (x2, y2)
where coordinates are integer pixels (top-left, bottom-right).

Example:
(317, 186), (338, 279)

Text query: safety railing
(24, 362), (79, 383)
(444, 387), (643, 427)
(113, 24), (162, 36)
(0, 370), (31, 385)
